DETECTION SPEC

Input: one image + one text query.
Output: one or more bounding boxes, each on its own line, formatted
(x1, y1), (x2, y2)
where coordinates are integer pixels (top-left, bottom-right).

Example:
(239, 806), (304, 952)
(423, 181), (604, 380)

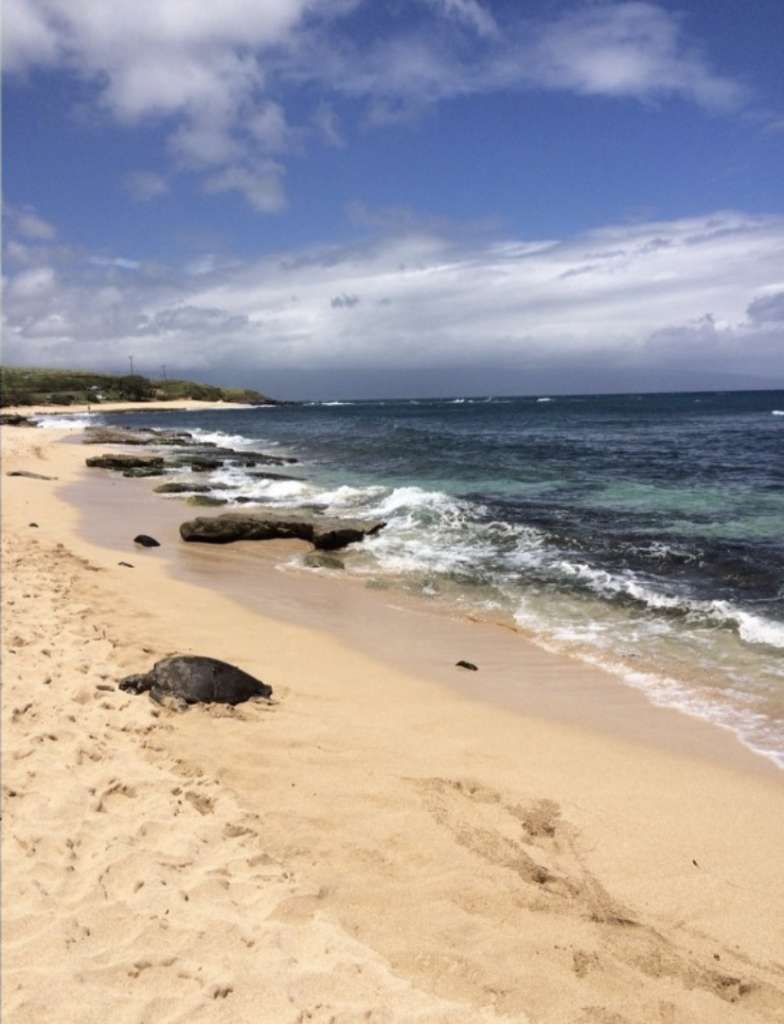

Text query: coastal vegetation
(0, 366), (274, 407)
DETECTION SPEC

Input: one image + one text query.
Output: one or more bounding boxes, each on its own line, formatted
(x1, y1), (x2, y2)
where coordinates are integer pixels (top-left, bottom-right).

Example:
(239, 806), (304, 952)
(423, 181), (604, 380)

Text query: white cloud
(427, 0), (498, 39)
(312, 101), (344, 147)
(3, 2), (749, 212)
(522, 3), (744, 109)
(3, 211), (783, 389)
(10, 266), (56, 297)
(123, 171), (169, 202)
(203, 163), (286, 212)
(15, 209), (56, 239)
(88, 256), (141, 270)
(249, 101), (291, 153)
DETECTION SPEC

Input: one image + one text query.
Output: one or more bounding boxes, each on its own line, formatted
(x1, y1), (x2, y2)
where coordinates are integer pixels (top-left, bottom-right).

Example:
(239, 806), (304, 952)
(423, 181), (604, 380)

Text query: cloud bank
(3, 208), (782, 396)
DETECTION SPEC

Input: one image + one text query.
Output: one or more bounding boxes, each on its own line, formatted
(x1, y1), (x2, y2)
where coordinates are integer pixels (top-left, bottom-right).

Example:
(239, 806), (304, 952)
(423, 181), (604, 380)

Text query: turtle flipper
(150, 684), (189, 712)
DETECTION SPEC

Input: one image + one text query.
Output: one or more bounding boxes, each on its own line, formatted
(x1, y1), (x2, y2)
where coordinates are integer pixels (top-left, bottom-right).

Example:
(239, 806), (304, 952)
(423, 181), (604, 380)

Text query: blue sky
(3, 0), (784, 398)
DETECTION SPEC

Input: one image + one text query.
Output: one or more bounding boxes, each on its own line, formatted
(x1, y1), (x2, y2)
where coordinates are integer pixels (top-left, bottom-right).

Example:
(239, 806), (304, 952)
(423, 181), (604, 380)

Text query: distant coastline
(0, 365), (279, 409)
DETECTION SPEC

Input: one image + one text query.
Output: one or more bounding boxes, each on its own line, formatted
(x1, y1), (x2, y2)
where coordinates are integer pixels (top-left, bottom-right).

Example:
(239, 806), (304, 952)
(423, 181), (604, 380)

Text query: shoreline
(2, 398), (270, 417)
(65, 451), (780, 778)
(3, 424), (784, 1022)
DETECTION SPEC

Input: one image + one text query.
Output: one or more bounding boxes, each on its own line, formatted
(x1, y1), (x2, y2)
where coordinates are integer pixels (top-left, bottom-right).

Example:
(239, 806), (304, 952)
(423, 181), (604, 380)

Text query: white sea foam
(189, 428), (262, 448)
(552, 559), (784, 648)
(316, 484), (386, 509)
(512, 598), (784, 768)
(536, 397), (552, 403)
(772, 410), (784, 416)
(34, 414), (101, 429)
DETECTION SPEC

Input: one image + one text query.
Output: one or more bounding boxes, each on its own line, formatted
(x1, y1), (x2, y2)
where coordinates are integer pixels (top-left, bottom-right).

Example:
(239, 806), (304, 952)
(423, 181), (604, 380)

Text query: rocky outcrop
(86, 453), (165, 470)
(1, 414), (38, 427)
(247, 470), (303, 481)
(82, 426), (192, 446)
(186, 495), (227, 507)
(178, 457), (225, 472)
(172, 448), (297, 468)
(179, 509), (385, 550)
(154, 481), (215, 494)
(122, 466), (166, 477)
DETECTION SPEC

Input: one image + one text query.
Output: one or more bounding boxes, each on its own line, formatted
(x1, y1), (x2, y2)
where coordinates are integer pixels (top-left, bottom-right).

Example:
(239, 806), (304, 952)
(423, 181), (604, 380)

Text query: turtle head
(118, 673), (151, 695)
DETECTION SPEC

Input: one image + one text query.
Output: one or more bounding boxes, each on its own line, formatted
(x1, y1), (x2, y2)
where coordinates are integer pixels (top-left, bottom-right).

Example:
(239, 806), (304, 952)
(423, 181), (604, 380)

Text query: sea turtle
(119, 655), (272, 709)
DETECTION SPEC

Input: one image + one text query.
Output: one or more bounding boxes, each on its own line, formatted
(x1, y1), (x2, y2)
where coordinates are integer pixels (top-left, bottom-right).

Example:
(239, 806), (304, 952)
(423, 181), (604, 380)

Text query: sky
(3, 0), (784, 399)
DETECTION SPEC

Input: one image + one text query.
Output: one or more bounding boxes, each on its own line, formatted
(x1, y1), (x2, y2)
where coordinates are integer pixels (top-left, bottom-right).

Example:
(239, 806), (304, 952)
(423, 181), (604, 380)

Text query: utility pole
(161, 364), (167, 380)
(128, 355), (134, 375)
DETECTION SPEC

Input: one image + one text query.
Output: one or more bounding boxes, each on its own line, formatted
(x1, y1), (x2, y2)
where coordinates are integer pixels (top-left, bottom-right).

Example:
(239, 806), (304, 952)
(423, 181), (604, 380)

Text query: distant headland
(0, 366), (278, 409)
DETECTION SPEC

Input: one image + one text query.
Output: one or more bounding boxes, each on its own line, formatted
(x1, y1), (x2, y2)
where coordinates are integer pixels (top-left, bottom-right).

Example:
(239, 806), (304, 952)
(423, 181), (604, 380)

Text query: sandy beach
(3, 423), (784, 1024)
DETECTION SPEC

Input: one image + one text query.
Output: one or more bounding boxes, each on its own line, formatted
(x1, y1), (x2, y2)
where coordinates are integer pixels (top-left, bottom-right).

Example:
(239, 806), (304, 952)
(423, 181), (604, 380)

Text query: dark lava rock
(29, 522), (39, 528)
(1, 414), (38, 427)
(248, 470), (304, 481)
(133, 534), (160, 547)
(7, 470), (57, 480)
(192, 447), (298, 466)
(154, 482), (215, 494)
(456, 660), (478, 671)
(182, 457), (225, 472)
(179, 509), (385, 551)
(119, 655), (272, 708)
(122, 466), (167, 477)
(86, 453), (165, 470)
(186, 495), (228, 507)
(82, 426), (192, 446)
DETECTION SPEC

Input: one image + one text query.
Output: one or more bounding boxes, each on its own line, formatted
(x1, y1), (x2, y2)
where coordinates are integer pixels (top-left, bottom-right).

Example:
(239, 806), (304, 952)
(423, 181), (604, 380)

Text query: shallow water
(45, 390), (784, 766)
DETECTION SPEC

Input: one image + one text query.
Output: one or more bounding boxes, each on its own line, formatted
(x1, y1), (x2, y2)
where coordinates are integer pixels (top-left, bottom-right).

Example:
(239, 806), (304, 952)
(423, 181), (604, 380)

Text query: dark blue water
(56, 390), (784, 764)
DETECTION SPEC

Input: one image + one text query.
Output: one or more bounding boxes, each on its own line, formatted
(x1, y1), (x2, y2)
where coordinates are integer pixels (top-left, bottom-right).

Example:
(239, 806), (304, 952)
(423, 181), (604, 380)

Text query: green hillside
(0, 367), (276, 407)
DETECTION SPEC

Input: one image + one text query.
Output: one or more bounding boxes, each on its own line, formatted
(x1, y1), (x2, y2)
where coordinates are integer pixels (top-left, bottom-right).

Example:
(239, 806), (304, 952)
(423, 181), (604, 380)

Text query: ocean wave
(536, 397), (552, 403)
(190, 427), (263, 448)
(513, 598), (784, 768)
(34, 414), (101, 429)
(773, 410), (784, 416)
(552, 560), (784, 648)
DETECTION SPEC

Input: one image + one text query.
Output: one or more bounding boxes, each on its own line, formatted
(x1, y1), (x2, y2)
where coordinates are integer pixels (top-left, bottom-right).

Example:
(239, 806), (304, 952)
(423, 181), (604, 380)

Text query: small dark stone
(118, 561), (135, 568)
(133, 535), (160, 548)
(29, 522), (39, 528)
(456, 660), (478, 671)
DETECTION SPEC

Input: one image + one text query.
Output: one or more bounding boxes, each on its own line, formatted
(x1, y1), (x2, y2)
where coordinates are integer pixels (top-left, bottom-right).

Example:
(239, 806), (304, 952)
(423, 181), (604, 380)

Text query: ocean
(47, 390), (784, 766)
